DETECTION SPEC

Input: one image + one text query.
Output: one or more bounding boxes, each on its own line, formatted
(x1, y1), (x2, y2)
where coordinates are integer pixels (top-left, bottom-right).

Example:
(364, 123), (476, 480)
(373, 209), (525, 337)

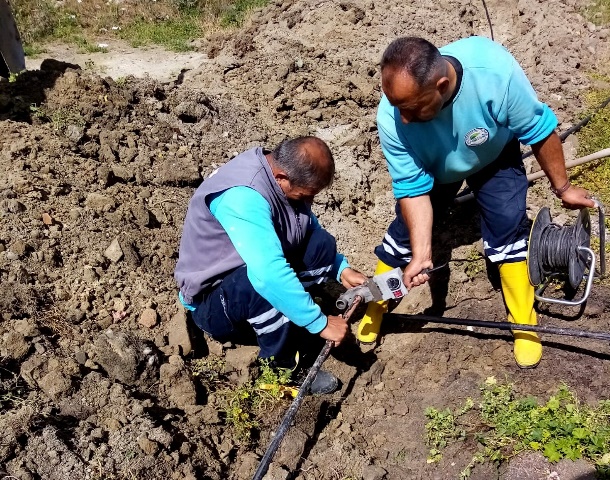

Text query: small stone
(307, 109), (323, 121)
(84, 359), (99, 369)
(105, 417), (121, 431)
(139, 308), (158, 328)
(104, 238), (123, 263)
(42, 212), (54, 225)
(85, 193), (115, 211)
(5, 251), (18, 261)
(69, 208), (81, 220)
(10, 239), (28, 256)
(75, 350), (87, 365)
(83, 266), (99, 282)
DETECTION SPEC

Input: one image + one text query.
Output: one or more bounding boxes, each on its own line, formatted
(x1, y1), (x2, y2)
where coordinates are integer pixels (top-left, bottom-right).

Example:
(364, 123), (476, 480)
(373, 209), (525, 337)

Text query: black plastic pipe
(386, 313), (610, 342)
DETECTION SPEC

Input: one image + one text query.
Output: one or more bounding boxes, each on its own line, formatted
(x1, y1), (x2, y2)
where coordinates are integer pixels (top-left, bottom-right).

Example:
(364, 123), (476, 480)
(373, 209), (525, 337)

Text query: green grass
(584, 0), (610, 26)
(10, 0), (269, 54)
(220, 0), (268, 27)
(425, 378), (610, 479)
(118, 16), (202, 51)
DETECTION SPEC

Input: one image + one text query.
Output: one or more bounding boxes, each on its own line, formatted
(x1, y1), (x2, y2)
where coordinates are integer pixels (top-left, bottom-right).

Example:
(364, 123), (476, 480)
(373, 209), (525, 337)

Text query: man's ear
(274, 170), (290, 182)
(437, 76), (450, 95)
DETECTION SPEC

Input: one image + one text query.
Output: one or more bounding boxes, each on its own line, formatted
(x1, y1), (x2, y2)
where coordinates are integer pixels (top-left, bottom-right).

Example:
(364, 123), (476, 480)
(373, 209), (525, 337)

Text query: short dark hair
(381, 37), (445, 86)
(272, 136), (335, 190)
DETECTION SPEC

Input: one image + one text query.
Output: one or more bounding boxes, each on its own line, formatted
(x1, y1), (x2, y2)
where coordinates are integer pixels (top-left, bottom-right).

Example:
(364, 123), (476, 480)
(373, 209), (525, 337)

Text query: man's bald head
(271, 136), (335, 191)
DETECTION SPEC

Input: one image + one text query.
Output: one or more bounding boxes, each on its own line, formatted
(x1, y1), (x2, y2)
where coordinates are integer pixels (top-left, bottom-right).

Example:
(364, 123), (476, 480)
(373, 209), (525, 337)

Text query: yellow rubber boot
(357, 260), (395, 344)
(498, 261), (542, 368)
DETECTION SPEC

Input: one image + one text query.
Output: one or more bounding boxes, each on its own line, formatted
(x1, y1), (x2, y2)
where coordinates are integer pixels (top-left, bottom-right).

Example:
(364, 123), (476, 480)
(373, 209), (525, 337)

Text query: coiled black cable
(538, 223), (574, 273)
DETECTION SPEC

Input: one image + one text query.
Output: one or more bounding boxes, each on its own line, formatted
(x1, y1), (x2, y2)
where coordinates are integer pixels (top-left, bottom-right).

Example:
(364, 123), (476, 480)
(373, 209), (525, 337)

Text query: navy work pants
(192, 228), (336, 366)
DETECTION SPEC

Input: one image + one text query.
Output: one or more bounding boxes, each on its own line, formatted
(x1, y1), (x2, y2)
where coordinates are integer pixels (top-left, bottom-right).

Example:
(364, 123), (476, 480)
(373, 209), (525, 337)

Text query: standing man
(175, 136), (366, 394)
(357, 36), (594, 368)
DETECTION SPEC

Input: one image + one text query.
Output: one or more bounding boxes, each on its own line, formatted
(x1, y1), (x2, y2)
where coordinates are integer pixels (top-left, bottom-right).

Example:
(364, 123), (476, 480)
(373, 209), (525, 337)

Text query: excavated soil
(1, 0), (610, 479)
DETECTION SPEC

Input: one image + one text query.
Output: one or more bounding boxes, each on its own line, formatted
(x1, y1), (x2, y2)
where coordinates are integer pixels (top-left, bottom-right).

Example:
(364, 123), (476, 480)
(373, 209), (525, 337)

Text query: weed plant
(425, 377), (610, 478)
(190, 355), (291, 441)
(463, 248), (485, 280)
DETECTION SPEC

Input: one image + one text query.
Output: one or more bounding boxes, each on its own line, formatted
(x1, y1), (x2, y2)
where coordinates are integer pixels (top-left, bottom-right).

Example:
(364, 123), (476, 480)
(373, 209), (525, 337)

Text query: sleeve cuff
(307, 313), (328, 334)
(518, 104), (558, 145)
(334, 254), (350, 282)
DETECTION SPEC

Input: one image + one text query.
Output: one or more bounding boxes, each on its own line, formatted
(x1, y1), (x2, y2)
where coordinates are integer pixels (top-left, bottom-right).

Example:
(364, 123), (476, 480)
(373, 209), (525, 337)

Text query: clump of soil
(1, 0), (609, 479)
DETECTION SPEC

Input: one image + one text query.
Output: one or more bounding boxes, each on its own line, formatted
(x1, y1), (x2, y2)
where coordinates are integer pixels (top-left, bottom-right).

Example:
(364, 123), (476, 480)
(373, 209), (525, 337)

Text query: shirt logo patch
(464, 128), (489, 147)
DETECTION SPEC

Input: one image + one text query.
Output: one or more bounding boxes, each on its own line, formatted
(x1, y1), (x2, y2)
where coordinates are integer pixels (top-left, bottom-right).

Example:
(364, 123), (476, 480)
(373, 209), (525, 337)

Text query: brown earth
(1, 0), (610, 479)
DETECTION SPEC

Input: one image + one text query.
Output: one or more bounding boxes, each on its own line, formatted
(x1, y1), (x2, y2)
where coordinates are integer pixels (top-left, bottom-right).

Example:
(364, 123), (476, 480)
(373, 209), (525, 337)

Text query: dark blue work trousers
(192, 228), (336, 366)
(375, 139), (530, 267)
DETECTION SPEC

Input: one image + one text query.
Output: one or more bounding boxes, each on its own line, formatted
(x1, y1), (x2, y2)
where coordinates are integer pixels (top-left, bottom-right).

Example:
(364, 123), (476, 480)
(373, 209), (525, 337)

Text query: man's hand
(319, 315), (348, 347)
(403, 258), (433, 289)
(532, 133), (596, 210)
(339, 267), (367, 289)
(558, 185), (596, 210)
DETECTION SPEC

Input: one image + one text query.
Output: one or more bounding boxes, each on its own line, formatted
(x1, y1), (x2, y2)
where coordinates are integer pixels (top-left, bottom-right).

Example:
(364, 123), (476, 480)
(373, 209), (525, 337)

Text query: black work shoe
(307, 369), (339, 395)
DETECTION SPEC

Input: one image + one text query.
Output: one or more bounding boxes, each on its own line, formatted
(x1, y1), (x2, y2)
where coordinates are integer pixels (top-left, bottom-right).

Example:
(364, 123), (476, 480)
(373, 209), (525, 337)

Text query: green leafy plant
(424, 377), (610, 478)
(32, 107), (85, 133)
(194, 356), (293, 441)
(118, 16), (202, 52)
(463, 248), (485, 280)
(223, 384), (261, 440)
(12, 0), (268, 54)
(425, 397), (473, 463)
(221, 366), (292, 440)
(191, 354), (226, 385)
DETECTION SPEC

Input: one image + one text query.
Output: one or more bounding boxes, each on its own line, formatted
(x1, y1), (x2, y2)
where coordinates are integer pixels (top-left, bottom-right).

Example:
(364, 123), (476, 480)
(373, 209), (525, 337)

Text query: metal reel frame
(527, 204), (605, 307)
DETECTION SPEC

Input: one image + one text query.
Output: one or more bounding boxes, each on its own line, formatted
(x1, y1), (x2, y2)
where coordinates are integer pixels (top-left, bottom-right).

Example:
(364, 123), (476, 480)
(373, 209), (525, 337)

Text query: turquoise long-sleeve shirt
(377, 36), (558, 199)
(203, 186), (349, 334)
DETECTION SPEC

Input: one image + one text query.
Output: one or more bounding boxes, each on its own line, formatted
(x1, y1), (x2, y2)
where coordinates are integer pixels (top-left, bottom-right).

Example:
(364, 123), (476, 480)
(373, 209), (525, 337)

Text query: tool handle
(420, 263), (448, 275)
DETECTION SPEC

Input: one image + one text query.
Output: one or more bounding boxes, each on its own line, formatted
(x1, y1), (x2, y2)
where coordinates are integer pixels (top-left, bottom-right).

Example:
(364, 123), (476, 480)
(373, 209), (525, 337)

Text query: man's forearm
(399, 195), (433, 262)
(531, 132), (568, 190)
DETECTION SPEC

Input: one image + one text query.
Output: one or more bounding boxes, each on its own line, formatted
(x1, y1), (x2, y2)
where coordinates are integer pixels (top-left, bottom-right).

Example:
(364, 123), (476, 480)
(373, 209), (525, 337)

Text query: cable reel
(527, 203), (606, 306)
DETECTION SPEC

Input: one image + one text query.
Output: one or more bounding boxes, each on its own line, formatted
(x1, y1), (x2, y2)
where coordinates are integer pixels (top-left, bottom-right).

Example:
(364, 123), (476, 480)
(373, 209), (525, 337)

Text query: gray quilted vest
(175, 147), (311, 304)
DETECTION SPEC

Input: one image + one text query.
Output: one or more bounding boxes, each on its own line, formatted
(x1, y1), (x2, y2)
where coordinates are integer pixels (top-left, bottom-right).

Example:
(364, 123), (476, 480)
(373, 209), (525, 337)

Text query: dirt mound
(1, 0), (609, 478)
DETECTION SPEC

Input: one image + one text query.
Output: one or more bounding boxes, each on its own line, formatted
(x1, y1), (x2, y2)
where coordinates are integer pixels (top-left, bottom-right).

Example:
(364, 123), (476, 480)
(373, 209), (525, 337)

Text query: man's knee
(301, 228), (337, 269)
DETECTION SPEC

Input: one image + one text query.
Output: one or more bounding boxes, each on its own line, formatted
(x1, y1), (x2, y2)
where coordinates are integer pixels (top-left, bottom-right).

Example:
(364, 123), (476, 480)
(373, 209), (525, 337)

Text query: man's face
(381, 68), (445, 124)
(279, 179), (320, 205)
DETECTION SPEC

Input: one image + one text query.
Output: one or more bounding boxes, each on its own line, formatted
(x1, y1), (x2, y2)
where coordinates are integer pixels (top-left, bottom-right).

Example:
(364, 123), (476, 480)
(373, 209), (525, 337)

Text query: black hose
(252, 341), (333, 480)
(252, 297), (362, 480)
(538, 223), (573, 272)
(386, 313), (610, 342)
(480, 0), (494, 41)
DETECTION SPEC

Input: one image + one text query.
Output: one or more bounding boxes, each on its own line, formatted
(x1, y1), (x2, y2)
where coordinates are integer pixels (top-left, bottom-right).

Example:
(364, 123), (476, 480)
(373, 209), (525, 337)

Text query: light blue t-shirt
(377, 36), (558, 199)
(198, 186), (349, 334)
